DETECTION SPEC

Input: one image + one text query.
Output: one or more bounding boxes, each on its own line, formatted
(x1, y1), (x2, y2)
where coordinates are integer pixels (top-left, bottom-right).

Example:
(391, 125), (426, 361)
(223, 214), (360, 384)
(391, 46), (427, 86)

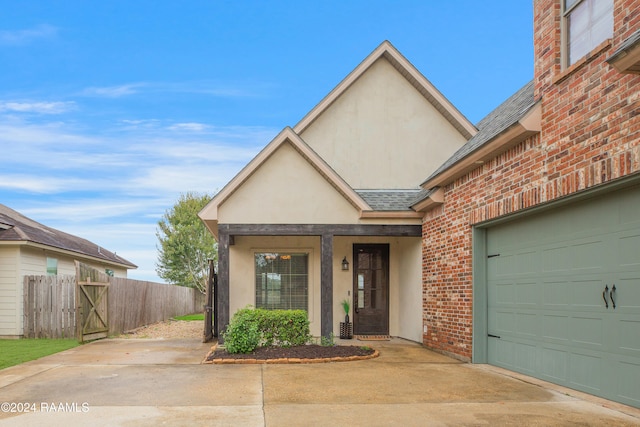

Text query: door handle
(610, 284), (616, 309)
(602, 284), (609, 309)
(354, 295), (359, 313)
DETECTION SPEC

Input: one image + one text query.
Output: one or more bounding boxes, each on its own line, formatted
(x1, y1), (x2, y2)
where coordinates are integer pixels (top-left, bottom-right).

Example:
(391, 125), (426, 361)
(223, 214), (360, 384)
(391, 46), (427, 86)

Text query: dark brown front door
(353, 244), (389, 335)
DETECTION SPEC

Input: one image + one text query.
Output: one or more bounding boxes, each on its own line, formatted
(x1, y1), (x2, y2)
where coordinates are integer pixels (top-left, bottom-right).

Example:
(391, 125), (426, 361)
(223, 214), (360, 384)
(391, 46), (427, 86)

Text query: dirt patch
(116, 319), (203, 339)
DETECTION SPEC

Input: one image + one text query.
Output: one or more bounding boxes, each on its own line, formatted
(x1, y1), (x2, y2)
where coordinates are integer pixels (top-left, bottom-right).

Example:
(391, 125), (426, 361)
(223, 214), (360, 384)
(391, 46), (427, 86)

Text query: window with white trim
(255, 252), (308, 311)
(563, 0), (613, 67)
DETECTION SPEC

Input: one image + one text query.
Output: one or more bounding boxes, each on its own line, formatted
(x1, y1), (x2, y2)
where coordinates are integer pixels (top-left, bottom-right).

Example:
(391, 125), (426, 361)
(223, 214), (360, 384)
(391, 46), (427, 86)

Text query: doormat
(357, 335), (391, 341)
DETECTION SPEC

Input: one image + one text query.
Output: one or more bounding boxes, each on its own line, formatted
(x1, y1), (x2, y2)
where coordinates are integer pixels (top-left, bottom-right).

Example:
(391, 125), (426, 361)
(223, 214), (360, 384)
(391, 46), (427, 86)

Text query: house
(199, 41), (475, 342)
(0, 204), (137, 337)
(200, 0), (639, 409)
(418, 0), (640, 408)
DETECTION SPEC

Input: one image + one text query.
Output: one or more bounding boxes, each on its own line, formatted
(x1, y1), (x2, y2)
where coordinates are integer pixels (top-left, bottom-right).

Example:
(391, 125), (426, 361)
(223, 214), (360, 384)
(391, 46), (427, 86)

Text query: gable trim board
(293, 41), (477, 140)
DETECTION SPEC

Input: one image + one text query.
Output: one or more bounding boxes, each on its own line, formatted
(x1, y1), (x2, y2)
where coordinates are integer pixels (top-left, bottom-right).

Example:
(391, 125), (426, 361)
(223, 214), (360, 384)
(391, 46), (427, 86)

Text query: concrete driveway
(0, 338), (639, 426)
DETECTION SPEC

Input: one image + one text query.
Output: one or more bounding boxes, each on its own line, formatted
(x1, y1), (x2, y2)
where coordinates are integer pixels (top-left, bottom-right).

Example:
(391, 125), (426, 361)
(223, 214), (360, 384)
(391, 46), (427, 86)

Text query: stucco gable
(294, 40), (476, 139)
(199, 127), (370, 237)
(293, 41), (475, 189)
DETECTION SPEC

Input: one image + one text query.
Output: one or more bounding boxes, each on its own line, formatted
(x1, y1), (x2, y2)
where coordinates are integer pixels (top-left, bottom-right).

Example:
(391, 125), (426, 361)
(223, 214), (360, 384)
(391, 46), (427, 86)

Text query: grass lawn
(0, 339), (79, 370)
(173, 313), (204, 321)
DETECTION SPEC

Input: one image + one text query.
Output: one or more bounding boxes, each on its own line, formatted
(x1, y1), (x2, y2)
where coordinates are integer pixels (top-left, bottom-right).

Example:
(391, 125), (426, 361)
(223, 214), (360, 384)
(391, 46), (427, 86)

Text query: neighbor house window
(255, 252), (308, 311)
(46, 257), (58, 275)
(564, 0), (613, 66)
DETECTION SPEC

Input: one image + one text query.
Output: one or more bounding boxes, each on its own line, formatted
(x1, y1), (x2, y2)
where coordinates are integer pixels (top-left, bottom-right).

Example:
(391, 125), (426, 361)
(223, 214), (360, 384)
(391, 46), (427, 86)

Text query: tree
(156, 192), (217, 293)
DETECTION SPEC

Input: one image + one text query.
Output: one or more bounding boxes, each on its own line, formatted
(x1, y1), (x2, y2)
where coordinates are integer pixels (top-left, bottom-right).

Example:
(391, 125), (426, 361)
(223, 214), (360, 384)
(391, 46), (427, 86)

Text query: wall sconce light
(341, 257), (349, 271)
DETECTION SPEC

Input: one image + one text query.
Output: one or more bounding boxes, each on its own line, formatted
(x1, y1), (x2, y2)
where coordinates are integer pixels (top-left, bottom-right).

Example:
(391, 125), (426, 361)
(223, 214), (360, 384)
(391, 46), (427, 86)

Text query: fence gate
(75, 261), (109, 342)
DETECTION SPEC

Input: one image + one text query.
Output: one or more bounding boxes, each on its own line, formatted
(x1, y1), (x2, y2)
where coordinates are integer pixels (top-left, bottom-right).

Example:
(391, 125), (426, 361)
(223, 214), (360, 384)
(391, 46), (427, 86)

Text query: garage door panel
(615, 358), (640, 407)
(489, 338), (513, 367)
(484, 184), (640, 407)
(515, 342), (537, 374)
(493, 310), (515, 334)
(543, 281), (570, 306)
(541, 346), (568, 381)
(617, 317), (640, 354)
(570, 315), (604, 348)
(516, 281), (539, 306)
(619, 188), (640, 225)
(492, 281), (515, 304)
(616, 274), (640, 304)
(570, 352), (603, 392)
(494, 254), (518, 276)
(542, 245), (570, 272)
(571, 239), (605, 270)
(570, 277), (608, 308)
(542, 314), (569, 342)
(618, 234), (640, 270)
(515, 312), (537, 337)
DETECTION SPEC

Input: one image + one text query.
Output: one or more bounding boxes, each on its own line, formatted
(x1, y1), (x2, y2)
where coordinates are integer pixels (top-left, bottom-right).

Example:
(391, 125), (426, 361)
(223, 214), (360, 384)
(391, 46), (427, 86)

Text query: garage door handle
(610, 284), (616, 309)
(602, 285), (609, 309)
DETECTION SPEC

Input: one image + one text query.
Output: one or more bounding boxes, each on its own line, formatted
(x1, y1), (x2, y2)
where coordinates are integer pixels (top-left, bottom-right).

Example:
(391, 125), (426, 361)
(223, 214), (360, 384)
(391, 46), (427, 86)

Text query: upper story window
(46, 257), (58, 275)
(563, 0), (614, 67)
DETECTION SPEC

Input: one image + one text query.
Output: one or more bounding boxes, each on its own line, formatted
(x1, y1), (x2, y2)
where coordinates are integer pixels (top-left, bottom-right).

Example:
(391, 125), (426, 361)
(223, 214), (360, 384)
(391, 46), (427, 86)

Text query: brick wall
(422, 0), (640, 361)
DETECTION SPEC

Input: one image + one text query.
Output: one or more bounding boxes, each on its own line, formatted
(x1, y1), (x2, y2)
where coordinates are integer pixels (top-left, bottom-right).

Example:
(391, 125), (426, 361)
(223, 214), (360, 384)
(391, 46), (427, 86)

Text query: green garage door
(486, 184), (640, 408)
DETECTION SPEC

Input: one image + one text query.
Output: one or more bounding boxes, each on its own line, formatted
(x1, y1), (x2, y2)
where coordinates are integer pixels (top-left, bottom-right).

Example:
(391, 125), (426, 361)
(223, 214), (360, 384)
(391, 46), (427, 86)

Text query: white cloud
(167, 122), (209, 132)
(81, 84), (143, 98)
(0, 24), (58, 45)
(0, 174), (87, 193)
(0, 100), (74, 114)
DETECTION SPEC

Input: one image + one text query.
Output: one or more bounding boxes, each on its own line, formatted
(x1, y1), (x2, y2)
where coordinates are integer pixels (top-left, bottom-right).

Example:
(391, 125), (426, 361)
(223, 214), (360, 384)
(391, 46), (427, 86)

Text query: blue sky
(0, 1), (533, 282)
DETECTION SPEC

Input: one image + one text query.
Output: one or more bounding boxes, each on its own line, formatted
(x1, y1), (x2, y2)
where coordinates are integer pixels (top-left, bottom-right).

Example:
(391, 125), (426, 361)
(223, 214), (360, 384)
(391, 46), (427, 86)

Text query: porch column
(320, 233), (333, 338)
(217, 229), (230, 344)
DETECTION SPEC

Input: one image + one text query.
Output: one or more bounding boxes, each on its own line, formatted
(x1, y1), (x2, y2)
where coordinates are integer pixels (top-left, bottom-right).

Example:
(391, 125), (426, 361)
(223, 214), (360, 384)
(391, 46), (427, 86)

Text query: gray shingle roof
(0, 204), (137, 268)
(421, 80), (536, 186)
(356, 189), (424, 211)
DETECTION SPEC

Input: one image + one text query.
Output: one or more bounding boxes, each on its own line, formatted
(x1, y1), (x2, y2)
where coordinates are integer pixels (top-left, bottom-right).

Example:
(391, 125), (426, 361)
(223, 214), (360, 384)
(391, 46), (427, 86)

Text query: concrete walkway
(0, 338), (639, 426)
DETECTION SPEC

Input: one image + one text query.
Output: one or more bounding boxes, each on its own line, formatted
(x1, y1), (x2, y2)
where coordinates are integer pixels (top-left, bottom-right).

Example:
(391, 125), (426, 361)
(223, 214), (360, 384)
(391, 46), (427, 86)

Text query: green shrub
(320, 332), (336, 347)
(223, 308), (260, 354)
(223, 307), (311, 353)
(252, 308), (311, 347)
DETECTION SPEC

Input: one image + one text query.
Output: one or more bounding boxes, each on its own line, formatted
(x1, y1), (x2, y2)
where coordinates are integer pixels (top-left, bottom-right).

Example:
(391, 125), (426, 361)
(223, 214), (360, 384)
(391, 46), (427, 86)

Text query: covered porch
(216, 223), (422, 341)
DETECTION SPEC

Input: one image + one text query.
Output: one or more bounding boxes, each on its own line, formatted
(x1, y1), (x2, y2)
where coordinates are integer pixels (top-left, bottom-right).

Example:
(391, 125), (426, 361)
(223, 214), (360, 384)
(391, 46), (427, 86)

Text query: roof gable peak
(293, 40), (476, 139)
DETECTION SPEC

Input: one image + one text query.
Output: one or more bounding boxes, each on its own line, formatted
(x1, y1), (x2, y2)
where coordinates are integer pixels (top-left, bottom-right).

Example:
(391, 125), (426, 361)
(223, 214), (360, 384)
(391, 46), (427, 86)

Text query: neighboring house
(417, 0), (640, 408)
(0, 204), (137, 337)
(199, 41), (475, 341)
(200, 0), (639, 409)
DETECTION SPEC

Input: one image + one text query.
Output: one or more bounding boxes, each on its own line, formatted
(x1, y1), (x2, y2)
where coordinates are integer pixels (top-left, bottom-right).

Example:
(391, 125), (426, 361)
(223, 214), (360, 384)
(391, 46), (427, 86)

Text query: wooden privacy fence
(108, 277), (205, 335)
(23, 275), (76, 339)
(23, 269), (205, 339)
(76, 261), (110, 342)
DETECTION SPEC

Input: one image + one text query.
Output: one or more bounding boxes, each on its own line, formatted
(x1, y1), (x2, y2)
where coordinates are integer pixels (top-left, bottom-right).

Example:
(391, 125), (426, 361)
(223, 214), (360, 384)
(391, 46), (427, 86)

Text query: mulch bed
(206, 344), (377, 363)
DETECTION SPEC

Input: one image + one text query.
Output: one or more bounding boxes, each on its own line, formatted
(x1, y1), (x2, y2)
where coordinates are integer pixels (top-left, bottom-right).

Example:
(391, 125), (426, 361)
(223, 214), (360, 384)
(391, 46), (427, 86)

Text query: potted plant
(341, 298), (350, 323)
(340, 298), (352, 339)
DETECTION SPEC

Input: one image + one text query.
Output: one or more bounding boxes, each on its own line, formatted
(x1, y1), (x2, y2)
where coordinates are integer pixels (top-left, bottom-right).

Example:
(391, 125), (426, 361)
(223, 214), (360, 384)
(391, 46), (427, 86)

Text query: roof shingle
(0, 204), (137, 269)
